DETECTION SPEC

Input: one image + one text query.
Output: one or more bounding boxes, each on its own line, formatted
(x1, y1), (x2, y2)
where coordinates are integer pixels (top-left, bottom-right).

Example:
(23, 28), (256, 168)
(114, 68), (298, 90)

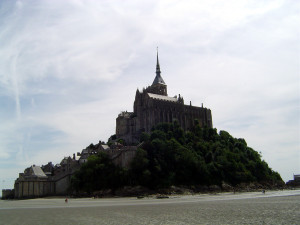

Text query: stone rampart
(105, 146), (137, 168)
(1, 189), (14, 199)
(14, 179), (55, 199)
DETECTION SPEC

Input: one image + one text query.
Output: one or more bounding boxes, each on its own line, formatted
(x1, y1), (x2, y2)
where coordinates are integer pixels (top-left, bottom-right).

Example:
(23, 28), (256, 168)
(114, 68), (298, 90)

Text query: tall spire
(156, 47), (161, 76)
(152, 47), (165, 85)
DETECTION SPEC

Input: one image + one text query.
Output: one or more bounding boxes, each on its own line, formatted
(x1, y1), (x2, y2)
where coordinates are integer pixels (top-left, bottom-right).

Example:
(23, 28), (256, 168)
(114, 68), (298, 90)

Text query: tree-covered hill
(133, 121), (282, 188)
(71, 121), (283, 194)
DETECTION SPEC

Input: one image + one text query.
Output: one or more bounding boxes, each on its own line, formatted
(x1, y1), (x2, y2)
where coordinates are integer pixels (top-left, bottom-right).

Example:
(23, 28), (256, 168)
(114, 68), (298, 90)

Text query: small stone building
(13, 156), (80, 198)
(286, 174), (300, 187)
(14, 165), (55, 198)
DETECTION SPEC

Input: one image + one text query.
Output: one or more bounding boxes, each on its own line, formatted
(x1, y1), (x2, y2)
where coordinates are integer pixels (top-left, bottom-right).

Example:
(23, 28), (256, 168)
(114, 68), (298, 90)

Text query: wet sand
(1, 190), (299, 225)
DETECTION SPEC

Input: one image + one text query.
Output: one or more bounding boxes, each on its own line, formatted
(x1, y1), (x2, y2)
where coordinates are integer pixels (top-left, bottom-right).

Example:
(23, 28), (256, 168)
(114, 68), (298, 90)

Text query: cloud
(0, 0), (299, 191)
(0, 1), (140, 94)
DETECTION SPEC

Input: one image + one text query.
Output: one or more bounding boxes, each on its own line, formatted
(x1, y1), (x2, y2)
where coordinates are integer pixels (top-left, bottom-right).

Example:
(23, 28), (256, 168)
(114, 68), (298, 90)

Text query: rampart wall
(105, 147), (137, 168)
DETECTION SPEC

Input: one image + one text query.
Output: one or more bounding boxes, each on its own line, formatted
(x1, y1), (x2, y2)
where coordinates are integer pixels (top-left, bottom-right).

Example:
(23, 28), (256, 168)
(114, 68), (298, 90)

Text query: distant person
(65, 198), (68, 203)
(262, 190), (265, 194)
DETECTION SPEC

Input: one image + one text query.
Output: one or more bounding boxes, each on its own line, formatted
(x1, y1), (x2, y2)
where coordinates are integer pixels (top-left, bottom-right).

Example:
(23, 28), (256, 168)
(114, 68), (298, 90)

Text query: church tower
(147, 50), (168, 96)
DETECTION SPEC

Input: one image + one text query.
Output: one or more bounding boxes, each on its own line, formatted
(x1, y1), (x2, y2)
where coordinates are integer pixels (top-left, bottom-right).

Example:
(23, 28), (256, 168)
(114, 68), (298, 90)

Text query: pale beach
(0, 190), (299, 225)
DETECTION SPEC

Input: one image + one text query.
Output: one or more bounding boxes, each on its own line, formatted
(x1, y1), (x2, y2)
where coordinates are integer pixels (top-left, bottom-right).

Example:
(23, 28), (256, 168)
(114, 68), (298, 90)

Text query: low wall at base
(55, 174), (72, 195)
(14, 180), (55, 199)
(2, 189), (14, 199)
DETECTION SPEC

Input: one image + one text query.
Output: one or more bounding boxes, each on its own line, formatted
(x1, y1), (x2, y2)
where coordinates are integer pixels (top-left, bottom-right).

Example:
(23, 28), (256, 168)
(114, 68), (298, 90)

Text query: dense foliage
(71, 153), (127, 193)
(71, 122), (282, 192)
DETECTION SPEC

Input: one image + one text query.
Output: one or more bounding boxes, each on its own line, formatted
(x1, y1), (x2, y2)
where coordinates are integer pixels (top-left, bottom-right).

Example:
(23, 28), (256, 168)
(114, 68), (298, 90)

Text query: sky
(0, 0), (299, 192)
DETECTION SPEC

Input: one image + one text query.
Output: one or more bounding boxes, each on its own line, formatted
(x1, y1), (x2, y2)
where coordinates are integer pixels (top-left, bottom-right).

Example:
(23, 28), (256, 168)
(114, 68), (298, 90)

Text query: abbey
(116, 52), (213, 144)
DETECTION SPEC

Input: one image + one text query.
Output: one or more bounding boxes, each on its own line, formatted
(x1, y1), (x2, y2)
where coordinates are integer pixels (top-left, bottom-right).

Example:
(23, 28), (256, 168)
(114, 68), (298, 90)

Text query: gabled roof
(101, 144), (110, 150)
(31, 166), (47, 177)
(148, 93), (178, 102)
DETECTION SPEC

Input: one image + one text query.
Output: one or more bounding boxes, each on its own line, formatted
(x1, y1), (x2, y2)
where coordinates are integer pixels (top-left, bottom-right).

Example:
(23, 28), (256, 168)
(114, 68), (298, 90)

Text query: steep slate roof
(101, 145), (110, 150)
(31, 166), (47, 177)
(148, 93), (178, 102)
(152, 74), (165, 85)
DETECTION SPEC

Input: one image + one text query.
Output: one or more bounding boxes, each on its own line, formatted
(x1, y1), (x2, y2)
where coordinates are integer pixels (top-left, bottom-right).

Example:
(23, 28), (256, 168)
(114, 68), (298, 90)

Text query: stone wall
(1, 189), (14, 199)
(104, 146), (137, 168)
(55, 173), (72, 195)
(13, 173), (76, 198)
(14, 180), (55, 199)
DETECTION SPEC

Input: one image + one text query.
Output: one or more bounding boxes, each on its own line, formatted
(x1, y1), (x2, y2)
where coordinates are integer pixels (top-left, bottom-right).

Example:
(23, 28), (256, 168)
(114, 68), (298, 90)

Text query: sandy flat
(0, 190), (299, 225)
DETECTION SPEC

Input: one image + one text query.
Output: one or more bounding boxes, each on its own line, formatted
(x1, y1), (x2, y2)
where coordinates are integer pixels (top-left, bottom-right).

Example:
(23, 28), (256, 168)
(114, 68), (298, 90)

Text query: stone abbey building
(116, 52), (213, 144)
